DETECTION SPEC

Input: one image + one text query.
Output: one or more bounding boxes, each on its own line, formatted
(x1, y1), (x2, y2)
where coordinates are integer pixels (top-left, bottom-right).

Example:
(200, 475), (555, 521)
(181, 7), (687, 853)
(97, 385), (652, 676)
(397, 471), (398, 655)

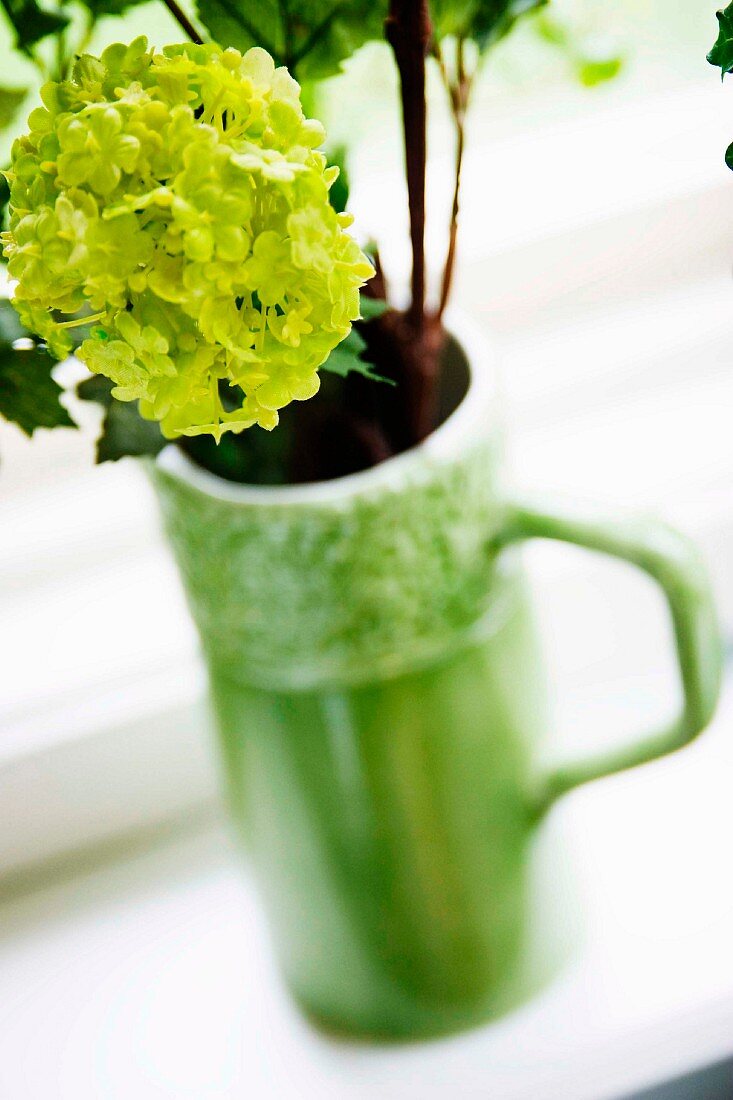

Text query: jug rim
(155, 309), (496, 506)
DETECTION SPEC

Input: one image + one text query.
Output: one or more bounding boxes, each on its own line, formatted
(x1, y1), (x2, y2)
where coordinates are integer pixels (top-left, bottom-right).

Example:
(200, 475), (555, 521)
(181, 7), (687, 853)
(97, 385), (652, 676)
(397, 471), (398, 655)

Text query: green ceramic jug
(151, 318), (722, 1041)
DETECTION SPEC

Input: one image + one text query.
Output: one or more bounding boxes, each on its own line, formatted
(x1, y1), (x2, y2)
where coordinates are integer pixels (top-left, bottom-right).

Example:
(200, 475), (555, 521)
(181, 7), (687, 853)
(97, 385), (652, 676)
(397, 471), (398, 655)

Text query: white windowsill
(2, 675), (733, 1100)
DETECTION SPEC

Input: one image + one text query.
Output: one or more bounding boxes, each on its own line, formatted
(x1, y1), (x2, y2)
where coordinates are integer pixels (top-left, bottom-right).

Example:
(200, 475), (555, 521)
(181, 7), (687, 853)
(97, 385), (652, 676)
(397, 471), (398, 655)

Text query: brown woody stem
(437, 37), (471, 321)
(385, 0), (431, 327)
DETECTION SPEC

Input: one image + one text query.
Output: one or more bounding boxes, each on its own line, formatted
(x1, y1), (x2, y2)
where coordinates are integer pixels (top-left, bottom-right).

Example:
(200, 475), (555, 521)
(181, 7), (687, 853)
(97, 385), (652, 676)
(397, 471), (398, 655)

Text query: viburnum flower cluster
(1, 38), (374, 438)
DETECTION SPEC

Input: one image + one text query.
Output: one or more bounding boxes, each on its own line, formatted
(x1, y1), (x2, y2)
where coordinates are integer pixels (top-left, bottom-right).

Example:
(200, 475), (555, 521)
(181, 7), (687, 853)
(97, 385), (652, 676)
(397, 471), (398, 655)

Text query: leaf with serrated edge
(709, 2), (733, 75)
(195, 0), (385, 81)
(0, 0), (69, 49)
(359, 297), (388, 321)
(0, 299), (74, 435)
(77, 374), (165, 462)
(322, 327), (394, 385)
(0, 344), (74, 435)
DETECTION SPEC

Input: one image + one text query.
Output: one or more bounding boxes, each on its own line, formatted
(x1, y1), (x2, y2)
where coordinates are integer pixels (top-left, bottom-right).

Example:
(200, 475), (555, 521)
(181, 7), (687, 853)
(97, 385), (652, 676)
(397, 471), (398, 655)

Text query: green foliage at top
(83, 0), (148, 15)
(2, 39), (374, 441)
(195, 0), (548, 83)
(432, 0), (547, 52)
(0, 0), (69, 50)
(195, 0), (386, 81)
(708, 2), (733, 75)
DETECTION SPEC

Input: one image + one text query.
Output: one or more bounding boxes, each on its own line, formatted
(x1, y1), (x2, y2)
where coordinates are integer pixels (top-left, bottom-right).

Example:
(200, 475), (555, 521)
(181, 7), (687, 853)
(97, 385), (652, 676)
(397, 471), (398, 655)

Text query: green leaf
(0, 299), (25, 345)
(432, 0), (547, 52)
(708, 2), (733, 76)
(471, 0), (547, 51)
(358, 295), (388, 321)
(322, 303), (394, 385)
(577, 54), (622, 87)
(0, 85), (26, 128)
(327, 143), (350, 214)
(322, 330), (392, 383)
(80, 0), (146, 15)
(0, 0), (69, 49)
(196, 0), (385, 81)
(0, 301), (75, 435)
(77, 374), (166, 463)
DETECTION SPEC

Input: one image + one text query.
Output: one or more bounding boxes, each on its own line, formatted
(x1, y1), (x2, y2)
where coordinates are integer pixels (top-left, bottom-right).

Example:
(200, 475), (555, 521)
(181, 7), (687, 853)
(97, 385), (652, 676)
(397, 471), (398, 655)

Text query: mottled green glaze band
(152, 327), (506, 692)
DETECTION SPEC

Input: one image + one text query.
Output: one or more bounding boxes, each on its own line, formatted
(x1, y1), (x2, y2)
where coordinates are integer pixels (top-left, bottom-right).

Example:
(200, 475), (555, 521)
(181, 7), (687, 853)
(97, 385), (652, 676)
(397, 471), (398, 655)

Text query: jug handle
(492, 498), (723, 817)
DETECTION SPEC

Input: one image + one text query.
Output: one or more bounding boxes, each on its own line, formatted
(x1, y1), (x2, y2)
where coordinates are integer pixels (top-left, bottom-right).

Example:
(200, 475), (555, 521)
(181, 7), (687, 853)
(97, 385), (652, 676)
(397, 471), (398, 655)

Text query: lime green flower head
(1, 38), (374, 439)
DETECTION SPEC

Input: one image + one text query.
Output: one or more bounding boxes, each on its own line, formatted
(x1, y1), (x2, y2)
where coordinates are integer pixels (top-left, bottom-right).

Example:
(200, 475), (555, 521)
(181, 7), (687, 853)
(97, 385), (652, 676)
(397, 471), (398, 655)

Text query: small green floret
(1, 38), (374, 439)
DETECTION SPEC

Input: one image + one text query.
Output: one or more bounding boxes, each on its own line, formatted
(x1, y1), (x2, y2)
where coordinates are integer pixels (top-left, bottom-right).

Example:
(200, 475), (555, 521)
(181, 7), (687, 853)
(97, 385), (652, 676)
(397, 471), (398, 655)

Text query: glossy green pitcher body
(152, 318), (722, 1040)
(209, 567), (552, 1038)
